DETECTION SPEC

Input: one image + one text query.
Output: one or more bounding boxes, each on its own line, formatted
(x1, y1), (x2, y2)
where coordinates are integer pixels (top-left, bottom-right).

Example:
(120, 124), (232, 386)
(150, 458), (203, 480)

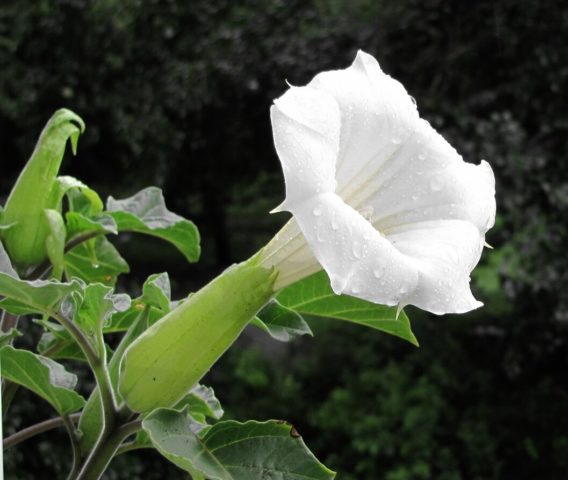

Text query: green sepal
(44, 209), (66, 279)
(119, 256), (276, 412)
(2, 109), (85, 268)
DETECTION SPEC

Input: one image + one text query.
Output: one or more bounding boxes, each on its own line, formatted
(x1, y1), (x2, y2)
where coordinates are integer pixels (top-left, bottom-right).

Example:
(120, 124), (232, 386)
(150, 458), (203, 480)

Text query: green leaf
(106, 187), (200, 263)
(176, 384), (224, 424)
(53, 176), (103, 215)
(0, 345), (85, 415)
(64, 236), (129, 286)
(0, 328), (21, 347)
(44, 209), (66, 279)
(252, 299), (313, 342)
(0, 241), (18, 278)
(277, 271), (418, 346)
(65, 212), (117, 240)
(143, 411), (335, 480)
(0, 272), (82, 316)
(79, 306), (151, 452)
(142, 272), (171, 312)
(102, 272), (172, 333)
(37, 331), (86, 362)
(62, 283), (130, 341)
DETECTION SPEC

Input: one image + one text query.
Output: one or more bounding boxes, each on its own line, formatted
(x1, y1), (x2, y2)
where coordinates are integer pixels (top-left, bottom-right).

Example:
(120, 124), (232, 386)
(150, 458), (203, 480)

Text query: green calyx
(119, 254), (276, 413)
(2, 109), (85, 269)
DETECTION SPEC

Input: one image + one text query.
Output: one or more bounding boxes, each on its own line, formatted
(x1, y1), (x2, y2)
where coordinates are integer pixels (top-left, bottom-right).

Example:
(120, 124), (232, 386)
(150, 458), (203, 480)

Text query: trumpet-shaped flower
(261, 51), (496, 315)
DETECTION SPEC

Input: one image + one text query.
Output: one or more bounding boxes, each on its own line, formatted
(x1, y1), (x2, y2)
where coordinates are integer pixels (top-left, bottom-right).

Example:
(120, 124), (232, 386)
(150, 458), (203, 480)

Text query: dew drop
(312, 204), (323, 217)
(429, 176), (444, 192)
(352, 241), (362, 259)
(373, 267), (384, 279)
(418, 153), (425, 160)
(331, 276), (348, 295)
(391, 137), (402, 145)
(350, 283), (361, 294)
(359, 205), (374, 221)
(331, 212), (339, 230)
(411, 194), (418, 201)
(92, 263), (100, 269)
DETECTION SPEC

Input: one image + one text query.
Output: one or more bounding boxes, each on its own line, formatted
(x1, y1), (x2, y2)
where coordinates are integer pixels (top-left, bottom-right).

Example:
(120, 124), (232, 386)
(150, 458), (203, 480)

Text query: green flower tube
(119, 255), (276, 413)
(2, 109), (84, 269)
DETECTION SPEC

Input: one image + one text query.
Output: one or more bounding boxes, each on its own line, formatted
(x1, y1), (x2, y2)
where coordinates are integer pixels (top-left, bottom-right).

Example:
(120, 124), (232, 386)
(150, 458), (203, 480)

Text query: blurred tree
(1, 0), (567, 478)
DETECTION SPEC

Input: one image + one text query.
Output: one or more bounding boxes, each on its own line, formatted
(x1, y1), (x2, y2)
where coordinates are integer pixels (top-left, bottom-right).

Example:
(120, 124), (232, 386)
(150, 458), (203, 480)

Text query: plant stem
(62, 414), (82, 480)
(1, 311), (21, 414)
(115, 441), (150, 456)
(51, 312), (111, 409)
(3, 413), (81, 449)
(75, 419), (142, 480)
(1, 381), (19, 417)
(26, 230), (103, 280)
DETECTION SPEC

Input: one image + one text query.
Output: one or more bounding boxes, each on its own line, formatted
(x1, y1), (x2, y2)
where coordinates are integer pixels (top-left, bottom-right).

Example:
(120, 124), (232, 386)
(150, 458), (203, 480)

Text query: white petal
(288, 192), (418, 306)
(386, 220), (484, 314)
(270, 86), (340, 207)
(261, 219), (320, 290)
(308, 50), (419, 192)
(345, 119), (497, 236)
(267, 51), (496, 316)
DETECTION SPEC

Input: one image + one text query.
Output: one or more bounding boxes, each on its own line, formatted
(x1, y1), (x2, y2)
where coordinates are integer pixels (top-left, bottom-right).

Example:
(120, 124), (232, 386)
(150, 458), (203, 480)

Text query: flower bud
(2, 109), (84, 269)
(119, 255), (276, 413)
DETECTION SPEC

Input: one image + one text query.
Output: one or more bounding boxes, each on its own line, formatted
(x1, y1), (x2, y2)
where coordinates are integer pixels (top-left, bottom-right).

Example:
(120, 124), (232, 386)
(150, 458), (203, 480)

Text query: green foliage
(253, 299), (313, 342)
(277, 271), (417, 345)
(2, 109), (84, 268)
(64, 236), (129, 286)
(0, 345), (85, 416)
(107, 187), (201, 263)
(1, 0), (567, 478)
(142, 411), (336, 480)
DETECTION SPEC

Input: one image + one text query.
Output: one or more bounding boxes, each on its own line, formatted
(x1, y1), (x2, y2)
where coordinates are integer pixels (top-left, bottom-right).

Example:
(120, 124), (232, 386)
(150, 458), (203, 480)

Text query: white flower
(260, 50), (496, 315)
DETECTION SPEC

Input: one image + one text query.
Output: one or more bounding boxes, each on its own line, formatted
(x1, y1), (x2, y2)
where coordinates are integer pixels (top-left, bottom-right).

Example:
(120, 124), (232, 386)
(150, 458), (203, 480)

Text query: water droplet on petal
(331, 275), (348, 295)
(352, 241), (362, 259)
(312, 204), (323, 216)
(373, 267), (384, 279)
(418, 153), (425, 160)
(331, 213), (339, 230)
(391, 137), (402, 145)
(411, 194), (418, 201)
(429, 176), (444, 192)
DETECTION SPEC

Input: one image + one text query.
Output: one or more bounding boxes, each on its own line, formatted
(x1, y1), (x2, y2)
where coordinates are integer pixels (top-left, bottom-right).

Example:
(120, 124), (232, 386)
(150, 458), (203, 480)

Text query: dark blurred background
(1, 0), (568, 479)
